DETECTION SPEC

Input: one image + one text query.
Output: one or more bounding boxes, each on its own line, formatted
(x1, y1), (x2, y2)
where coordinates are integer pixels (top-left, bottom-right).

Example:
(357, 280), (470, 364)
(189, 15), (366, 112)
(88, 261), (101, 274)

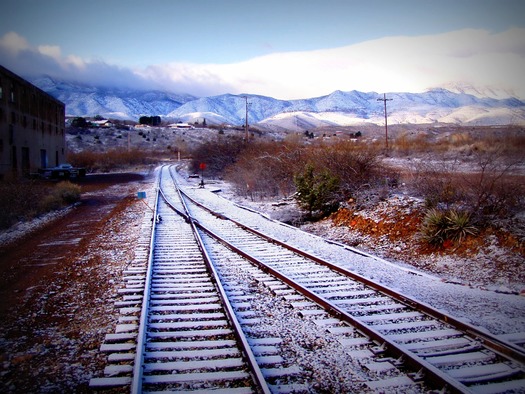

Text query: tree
(139, 116), (161, 126)
(294, 164), (340, 219)
(71, 117), (89, 128)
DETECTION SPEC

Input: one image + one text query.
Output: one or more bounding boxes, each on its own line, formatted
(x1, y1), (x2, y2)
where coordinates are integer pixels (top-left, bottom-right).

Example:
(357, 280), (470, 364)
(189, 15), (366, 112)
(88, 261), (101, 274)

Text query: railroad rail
(91, 169), (270, 393)
(169, 166), (525, 394)
(91, 165), (525, 394)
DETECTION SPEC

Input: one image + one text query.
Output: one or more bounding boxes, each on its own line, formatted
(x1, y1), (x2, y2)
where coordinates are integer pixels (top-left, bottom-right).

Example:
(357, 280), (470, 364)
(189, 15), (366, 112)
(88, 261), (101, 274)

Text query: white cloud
(0, 31), (29, 54)
(135, 28), (525, 99)
(1, 29), (524, 99)
(37, 44), (61, 60)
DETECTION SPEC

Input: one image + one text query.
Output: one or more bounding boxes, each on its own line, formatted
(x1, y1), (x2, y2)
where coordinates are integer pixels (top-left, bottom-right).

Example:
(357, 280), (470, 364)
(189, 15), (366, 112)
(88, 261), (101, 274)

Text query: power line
(377, 93), (392, 151)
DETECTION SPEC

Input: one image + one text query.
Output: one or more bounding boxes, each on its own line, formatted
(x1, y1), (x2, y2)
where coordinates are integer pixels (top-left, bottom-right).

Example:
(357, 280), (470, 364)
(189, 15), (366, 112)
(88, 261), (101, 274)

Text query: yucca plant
(445, 209), (477, 243)
(420, 208), (449, 246)
(420, 208), (477, 247)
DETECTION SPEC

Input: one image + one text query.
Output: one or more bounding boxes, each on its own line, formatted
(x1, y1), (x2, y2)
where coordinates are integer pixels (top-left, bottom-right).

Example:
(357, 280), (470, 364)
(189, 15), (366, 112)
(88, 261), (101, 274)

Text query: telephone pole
(377, 93), (392, 151)
(244, 96), (249, 140)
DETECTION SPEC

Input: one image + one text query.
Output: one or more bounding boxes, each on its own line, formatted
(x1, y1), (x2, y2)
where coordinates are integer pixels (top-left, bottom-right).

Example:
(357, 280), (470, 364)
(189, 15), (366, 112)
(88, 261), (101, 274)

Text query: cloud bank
(1, 29), (524, 99)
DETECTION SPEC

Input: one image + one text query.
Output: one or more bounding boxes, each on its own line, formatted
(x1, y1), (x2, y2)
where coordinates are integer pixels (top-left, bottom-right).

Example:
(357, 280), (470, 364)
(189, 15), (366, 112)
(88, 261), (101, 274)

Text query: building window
(9, 124), (14, 145)
(10, 83), (15, 103)
(11, 112), (16, 124)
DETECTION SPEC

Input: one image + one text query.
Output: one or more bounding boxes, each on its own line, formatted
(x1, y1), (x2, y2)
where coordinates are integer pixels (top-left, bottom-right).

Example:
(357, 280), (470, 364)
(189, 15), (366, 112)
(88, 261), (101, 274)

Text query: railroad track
(91, 165), (525, 393)
(92, 168), (270, 393)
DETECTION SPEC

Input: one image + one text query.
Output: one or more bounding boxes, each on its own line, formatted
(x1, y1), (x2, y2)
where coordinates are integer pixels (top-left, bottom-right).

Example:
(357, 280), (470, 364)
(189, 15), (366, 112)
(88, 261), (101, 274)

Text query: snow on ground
(176, 171), (525, 337)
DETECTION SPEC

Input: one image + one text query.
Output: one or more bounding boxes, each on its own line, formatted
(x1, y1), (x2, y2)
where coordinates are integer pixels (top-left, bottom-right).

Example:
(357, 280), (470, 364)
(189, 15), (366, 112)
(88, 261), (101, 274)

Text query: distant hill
(33, 77), (525, 129)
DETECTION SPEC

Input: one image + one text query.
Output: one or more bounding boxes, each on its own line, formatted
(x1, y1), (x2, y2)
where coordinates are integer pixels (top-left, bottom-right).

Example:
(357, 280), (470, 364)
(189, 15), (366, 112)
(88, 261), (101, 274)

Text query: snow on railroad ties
(177, 174), (525, 338)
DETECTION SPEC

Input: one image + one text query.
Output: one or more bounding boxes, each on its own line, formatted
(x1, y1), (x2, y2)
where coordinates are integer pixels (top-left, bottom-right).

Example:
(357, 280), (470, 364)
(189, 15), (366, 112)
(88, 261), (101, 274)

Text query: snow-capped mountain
(33, 77), (525, 128)
(32, 77), (197, 120)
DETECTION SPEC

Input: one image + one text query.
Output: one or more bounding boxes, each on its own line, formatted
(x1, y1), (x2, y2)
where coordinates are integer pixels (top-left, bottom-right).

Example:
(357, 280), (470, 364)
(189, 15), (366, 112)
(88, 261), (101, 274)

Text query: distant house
(169, 122), (194, 129)
(0, 65), (66, 178)
(91, 119), (114, 128)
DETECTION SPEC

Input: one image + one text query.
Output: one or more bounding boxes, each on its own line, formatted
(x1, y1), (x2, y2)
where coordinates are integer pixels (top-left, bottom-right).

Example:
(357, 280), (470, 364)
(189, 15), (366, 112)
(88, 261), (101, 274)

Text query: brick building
(0, 65), (66, 179)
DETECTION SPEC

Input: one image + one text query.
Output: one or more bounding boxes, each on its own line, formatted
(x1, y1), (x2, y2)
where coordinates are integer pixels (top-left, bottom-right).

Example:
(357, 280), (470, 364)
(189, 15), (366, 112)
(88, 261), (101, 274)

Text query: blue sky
(1, 0), (524, 99)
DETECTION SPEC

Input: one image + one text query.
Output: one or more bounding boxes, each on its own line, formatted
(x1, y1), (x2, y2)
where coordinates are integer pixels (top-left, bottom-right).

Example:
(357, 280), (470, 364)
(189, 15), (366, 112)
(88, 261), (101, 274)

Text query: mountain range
(32, 77), (525, 129)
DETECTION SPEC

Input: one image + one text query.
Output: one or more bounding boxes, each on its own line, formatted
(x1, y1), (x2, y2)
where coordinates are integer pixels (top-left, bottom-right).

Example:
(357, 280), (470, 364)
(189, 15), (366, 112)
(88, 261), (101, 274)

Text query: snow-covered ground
(176, 171), (525, 337)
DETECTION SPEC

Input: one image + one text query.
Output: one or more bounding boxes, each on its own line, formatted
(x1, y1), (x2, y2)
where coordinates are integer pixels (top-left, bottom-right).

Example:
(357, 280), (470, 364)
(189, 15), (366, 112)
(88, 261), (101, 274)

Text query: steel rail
(192, 217), (472, 394)
(165, 167), (272, 394)
(131, 170), (161, 394)
(169, 173), (525, 394)
(228, 215), (525, 365)
(179, 185), (525, 366)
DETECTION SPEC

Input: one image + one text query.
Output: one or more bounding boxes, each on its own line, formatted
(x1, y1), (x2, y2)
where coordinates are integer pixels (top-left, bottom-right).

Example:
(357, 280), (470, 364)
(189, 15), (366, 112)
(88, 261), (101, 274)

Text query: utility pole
(377, 93), (392, 151)
(244, 96), (249, 141)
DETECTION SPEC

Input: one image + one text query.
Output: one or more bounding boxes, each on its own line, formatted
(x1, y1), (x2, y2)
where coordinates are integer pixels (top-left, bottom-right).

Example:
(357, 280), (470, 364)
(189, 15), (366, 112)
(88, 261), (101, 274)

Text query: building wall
(0, 65), (66, 179)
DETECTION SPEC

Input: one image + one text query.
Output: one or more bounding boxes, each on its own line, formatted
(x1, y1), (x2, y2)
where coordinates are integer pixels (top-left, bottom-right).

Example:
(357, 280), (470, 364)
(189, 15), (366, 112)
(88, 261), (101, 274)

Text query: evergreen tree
(294, 164), (340, 218)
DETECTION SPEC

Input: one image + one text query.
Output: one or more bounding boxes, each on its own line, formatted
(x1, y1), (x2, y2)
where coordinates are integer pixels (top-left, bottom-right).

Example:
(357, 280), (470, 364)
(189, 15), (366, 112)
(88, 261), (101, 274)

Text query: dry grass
(0, 180), (82, 230)
(67, 148), (160, 173)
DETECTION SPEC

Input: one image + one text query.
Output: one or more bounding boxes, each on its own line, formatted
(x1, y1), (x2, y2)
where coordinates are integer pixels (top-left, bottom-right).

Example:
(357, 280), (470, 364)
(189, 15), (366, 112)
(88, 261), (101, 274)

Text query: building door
(40, 149), (48, 168)
(21, 147), (30, 175)
(11, 146), (17, 173)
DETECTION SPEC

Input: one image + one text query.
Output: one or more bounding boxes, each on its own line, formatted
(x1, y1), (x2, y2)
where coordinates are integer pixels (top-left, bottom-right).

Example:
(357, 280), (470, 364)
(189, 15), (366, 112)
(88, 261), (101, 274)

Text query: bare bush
(461, 146), (524, 220)
(308, 142), (394, 207)
(0, 179), (49, 229)
(0, 180), (82, 230)
(223, 139), (394, 210)
(411, 157), (466, 208)
(411, 140), (524, 248)
(190, 136), (246, 178)
(224, 140), (304, 200)
(68, 148), (157, 173)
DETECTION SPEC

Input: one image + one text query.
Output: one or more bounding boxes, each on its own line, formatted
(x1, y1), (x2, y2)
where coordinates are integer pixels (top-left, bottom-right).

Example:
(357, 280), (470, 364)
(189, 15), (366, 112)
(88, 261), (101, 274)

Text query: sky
(1, 0), (524, 99)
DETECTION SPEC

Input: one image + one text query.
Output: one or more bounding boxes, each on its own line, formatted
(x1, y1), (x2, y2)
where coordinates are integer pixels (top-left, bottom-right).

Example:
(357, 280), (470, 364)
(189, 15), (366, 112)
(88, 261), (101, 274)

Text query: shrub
(54, 181), (81, 204)
(40, 181), (81, 211)
(67, 148), (156, 173)
(0, 180), (82, 230)
(307, 141), (392, 207)
(411, 158), (464, 208)
(445, 209), (477, 243)
(420, 208), (477, 247)
(224, 140), (304, 200)
(0, 179), (49, 229)
(294, 164), (340, 219)
(190, 136), (246, 177)
(420, 208), (449, 246)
